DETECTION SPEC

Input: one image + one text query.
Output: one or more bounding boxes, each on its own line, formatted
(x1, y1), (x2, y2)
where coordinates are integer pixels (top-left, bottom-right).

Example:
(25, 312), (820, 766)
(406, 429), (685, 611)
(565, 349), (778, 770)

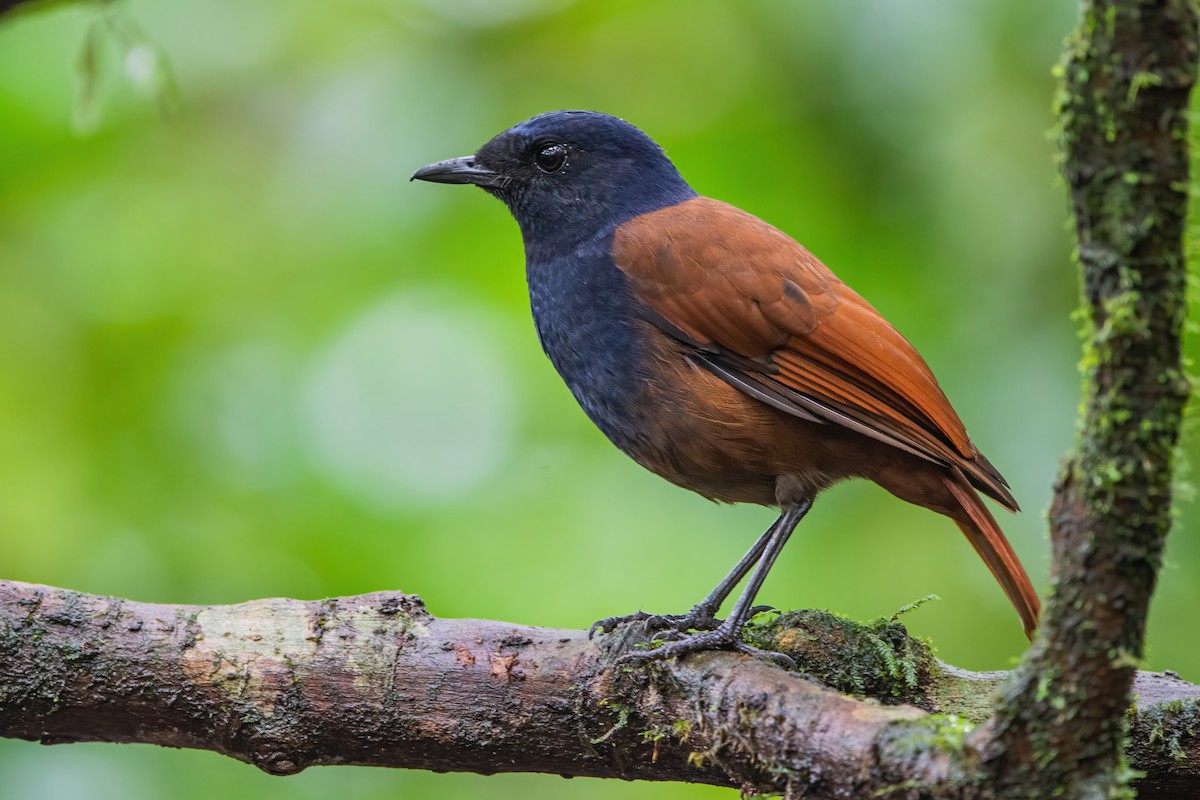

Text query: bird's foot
(616, 619), (795, 670)
(589, 610), (668, 639)
(647, 603), (777, 637)
(588, 601), (730, 641)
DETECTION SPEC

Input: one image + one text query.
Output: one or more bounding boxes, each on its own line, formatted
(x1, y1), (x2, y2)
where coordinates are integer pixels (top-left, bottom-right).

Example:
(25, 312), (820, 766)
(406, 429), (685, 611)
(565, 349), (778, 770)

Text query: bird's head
(412, 110), (696, 249)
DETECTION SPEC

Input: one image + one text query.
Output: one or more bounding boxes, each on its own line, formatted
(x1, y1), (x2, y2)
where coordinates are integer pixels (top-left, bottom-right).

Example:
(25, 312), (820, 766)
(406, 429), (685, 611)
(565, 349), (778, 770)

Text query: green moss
(591, 698), (631, 744)
(1131, 698), (1200, 762)
(898, 713), (973, 756)
(743, 609), (932, 701)
(639, 726), (668, 743)
(639, 718), (693, 743)
(1127, 70), (1164, 105)
(1055, 0), (1192, 552)
(985, 2), (1196, 795)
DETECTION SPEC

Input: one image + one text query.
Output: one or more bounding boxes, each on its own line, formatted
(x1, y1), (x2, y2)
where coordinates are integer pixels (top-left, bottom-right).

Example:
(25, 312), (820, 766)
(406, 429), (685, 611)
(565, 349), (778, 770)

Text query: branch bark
(979, 2), (1198, 797)
(2, 580), (1199, 799)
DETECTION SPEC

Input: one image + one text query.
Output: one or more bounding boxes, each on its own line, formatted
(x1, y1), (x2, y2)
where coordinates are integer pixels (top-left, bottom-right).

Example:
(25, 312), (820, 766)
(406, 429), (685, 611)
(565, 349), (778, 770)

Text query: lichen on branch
(980, 2), (1199, 798)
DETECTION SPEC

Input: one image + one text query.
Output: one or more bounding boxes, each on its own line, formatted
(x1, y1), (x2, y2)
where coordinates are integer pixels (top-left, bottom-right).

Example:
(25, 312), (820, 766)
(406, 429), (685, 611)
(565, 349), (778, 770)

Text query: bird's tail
(944, 468), (1040, 640)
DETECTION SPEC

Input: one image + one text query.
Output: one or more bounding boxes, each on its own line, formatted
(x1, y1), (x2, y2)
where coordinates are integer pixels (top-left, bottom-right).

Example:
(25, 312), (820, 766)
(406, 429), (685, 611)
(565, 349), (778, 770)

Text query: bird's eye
(535, 144), (567, 173)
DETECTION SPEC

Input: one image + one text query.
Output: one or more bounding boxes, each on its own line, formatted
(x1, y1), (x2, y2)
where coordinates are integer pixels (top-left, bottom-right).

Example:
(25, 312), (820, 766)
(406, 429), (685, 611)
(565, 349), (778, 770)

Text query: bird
(412, 110), (1040, 663)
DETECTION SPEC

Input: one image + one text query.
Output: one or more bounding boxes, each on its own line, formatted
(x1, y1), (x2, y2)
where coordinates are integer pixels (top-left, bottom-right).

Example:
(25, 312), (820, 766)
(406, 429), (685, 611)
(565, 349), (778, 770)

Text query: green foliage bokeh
(1, 1), (1195, 799)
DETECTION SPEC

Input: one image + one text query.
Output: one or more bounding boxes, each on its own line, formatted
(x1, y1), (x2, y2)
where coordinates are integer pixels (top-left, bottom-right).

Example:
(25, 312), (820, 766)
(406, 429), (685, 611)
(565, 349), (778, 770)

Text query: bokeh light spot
(302, 292), (517, 509)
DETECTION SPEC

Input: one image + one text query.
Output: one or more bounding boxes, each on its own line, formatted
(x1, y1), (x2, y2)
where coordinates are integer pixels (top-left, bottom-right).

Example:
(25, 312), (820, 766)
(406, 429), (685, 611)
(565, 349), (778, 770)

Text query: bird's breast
(526, 238), (649, 456)
(526, 239), (835, 506)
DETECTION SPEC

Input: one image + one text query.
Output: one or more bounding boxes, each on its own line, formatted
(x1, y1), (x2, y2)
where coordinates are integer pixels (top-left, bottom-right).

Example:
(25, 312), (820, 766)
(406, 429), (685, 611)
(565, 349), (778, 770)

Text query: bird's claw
(588, 617), (621, 639)
(589, 610), (676, 639)
(589, 606), (723, 640)
(591, 605), (787, 666)
(673, 608), (721, 632)
(614, 625), (796, 670)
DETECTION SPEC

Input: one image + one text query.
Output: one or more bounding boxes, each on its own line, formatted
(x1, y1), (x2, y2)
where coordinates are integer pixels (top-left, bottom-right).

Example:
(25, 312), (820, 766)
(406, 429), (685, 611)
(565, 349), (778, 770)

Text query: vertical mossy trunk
(979, 1), (1197, 797)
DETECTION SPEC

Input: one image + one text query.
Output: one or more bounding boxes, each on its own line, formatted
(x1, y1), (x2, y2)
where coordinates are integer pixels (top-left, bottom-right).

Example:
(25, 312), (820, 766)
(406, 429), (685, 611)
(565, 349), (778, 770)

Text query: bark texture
(980, 1), (1198, 798)
(2, 580), (1199, 799)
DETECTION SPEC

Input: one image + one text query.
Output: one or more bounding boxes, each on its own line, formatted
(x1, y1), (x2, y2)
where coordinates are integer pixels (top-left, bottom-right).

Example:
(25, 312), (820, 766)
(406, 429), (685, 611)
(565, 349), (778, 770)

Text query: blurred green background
(0, 1), (1195, 798)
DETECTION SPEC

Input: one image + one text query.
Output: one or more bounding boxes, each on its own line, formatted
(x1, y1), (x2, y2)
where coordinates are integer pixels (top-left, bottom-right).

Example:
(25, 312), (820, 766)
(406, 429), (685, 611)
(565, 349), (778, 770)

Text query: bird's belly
(619, 416), (784, 506)
(615, 328), (852, 507)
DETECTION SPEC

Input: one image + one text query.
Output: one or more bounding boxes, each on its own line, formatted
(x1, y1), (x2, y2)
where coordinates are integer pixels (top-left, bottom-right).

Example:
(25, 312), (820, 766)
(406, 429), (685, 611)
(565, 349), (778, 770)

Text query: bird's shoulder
(611, 196), (838, 354)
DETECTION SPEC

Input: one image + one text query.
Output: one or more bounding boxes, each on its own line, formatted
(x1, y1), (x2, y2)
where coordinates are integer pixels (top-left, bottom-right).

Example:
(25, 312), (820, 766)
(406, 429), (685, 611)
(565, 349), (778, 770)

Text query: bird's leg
(588, 517), (780, 639)
(617, 498), (812, 668)
(658, 519), (780, 633)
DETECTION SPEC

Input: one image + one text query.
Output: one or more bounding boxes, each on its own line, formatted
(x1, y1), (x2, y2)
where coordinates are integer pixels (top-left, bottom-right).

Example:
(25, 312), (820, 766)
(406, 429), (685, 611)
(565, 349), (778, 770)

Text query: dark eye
(535, 144), (567, 173)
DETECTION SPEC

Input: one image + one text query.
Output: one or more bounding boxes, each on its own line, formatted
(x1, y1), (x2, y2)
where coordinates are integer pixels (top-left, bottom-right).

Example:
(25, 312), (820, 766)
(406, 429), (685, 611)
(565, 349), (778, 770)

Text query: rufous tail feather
(944, 468), (1040, 639)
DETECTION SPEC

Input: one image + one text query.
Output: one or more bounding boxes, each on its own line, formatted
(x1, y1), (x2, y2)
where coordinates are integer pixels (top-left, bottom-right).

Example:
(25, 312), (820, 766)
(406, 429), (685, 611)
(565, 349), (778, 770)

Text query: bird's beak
(410, 156), (499, 187)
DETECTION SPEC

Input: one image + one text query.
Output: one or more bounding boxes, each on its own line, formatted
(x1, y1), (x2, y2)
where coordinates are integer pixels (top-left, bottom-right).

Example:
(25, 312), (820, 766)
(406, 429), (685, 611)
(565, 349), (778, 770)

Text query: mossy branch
(2, 580), (1199, 799)
(980, 1), (1199, 797)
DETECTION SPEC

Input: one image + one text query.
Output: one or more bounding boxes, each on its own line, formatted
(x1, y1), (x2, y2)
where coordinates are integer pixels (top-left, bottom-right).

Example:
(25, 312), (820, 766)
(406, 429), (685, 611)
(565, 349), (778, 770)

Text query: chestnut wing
(612, 196), (1015, 509)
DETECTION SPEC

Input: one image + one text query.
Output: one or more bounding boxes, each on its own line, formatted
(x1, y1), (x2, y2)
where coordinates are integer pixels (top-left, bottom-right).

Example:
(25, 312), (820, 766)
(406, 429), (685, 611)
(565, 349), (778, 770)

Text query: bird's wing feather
(612, 196), (1016, 510)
